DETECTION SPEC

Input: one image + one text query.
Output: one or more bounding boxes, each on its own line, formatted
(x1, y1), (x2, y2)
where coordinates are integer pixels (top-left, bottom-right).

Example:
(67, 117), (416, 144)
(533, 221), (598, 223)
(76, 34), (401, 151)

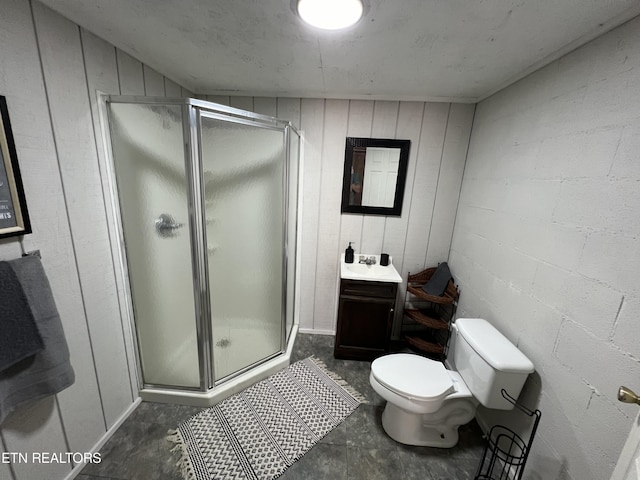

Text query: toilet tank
(453, 318), (534, 410)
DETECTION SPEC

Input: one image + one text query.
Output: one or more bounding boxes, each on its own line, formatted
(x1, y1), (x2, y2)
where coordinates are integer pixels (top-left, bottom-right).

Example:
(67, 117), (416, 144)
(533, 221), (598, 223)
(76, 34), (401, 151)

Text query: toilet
(370, 318), (534, 448)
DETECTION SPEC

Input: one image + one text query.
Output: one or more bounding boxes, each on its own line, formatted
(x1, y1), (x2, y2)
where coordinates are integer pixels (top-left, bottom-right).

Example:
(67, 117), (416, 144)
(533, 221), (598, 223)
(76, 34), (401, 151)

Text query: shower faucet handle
(155, 213), (183, 237)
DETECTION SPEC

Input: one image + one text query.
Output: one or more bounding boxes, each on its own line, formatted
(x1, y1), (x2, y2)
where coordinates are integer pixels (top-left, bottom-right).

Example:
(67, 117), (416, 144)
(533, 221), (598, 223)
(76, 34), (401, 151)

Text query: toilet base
(381, 402), (462, 448)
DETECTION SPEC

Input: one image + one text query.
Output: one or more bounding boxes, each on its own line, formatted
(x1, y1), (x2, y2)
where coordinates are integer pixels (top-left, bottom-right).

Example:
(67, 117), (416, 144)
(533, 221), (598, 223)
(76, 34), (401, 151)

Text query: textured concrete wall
(450, 15), (640, 480)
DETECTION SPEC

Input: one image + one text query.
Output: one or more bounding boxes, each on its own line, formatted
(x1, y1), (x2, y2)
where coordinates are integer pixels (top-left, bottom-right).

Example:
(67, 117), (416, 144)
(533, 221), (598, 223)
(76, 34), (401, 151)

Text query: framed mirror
(341, 137), (410, 216)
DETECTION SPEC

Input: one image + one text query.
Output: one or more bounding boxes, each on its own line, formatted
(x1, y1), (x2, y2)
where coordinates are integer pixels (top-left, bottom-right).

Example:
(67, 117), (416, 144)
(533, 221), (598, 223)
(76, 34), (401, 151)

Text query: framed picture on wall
(0, 95), (31, 239)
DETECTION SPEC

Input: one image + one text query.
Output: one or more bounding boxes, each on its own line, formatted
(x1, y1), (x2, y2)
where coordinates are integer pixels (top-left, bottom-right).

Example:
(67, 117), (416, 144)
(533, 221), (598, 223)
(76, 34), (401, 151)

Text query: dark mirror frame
(341, 137), (411, 216)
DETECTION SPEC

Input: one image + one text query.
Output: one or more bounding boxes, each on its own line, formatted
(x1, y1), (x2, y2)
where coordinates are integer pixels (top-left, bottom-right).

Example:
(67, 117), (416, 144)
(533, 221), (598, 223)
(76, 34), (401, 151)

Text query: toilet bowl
(370, 353), (477, 447)
(370, 318), (534, 448)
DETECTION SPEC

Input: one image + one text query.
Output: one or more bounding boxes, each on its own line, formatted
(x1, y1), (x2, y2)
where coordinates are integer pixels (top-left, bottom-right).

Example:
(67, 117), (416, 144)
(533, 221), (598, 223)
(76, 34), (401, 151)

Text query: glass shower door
(108, 102), (201, 389)
(199, 112), (286, 381)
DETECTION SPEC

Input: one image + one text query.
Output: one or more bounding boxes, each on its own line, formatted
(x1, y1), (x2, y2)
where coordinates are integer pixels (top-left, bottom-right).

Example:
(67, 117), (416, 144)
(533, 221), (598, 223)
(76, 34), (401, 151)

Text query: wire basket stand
(474, 389), (541, 480)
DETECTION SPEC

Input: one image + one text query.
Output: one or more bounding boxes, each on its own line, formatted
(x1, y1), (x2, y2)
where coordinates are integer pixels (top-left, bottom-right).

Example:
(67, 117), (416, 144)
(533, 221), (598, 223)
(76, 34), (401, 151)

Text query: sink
(340, 254), (403, 283)
(345, 263), (391, 277)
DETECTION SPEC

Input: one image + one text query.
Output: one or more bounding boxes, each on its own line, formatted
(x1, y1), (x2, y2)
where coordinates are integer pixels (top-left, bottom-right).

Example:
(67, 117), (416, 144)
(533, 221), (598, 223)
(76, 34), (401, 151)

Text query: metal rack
(474, 389), (541, 480)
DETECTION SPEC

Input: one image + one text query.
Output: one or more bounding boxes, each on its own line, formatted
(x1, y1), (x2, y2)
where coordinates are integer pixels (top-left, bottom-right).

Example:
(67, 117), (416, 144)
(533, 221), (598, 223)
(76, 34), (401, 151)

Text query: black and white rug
(167, 356), (365, 480)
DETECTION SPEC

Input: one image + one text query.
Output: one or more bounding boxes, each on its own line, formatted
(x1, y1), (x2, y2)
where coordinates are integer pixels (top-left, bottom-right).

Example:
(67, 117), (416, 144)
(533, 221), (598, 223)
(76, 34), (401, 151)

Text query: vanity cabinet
(334, 279), (397, 361)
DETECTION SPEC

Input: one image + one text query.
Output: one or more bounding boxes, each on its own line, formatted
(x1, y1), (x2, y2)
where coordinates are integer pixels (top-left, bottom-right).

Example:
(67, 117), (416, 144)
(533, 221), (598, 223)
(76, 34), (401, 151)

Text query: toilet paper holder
(473, 389), (541, 480)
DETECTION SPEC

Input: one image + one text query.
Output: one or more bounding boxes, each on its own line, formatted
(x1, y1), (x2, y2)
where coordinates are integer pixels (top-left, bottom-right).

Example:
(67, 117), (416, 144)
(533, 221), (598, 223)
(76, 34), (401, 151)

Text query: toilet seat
(371, 353), (455, 401)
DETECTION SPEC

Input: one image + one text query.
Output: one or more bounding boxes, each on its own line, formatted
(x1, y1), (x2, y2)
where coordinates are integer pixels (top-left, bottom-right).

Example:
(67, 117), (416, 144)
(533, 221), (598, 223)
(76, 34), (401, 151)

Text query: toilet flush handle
(618, 386), (640, 406)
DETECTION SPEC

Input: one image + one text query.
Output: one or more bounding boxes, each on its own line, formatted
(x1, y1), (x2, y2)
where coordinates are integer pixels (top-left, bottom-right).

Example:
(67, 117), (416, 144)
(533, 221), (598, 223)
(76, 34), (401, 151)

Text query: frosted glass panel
(200, 115), (285, 381)
(109, 103), (200, 388)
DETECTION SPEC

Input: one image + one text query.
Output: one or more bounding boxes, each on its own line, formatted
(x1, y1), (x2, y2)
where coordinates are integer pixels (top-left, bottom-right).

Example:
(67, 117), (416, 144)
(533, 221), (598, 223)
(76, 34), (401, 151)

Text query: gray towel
(0, 261), (44, 371)
(0, 256), (75, 424)
(422, 262), (453, 297)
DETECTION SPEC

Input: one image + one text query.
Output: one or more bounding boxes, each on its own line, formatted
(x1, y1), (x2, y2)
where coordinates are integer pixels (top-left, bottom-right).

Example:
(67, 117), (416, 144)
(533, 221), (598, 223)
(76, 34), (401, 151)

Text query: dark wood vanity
(334, 278), (397, 361)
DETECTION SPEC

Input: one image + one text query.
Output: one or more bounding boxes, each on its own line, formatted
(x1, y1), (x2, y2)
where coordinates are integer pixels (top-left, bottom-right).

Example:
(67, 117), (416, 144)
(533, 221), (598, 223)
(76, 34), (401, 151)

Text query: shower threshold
(139, 325), (298, 407)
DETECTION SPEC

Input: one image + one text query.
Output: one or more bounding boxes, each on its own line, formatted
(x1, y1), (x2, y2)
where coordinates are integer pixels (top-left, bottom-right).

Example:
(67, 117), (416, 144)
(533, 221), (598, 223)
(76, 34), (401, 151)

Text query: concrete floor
(78, 333), (485, 479)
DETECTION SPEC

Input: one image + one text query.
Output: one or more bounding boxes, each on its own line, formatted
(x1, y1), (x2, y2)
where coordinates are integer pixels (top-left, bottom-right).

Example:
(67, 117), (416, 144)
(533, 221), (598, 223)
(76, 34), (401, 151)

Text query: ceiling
(39, 0), (640, 103)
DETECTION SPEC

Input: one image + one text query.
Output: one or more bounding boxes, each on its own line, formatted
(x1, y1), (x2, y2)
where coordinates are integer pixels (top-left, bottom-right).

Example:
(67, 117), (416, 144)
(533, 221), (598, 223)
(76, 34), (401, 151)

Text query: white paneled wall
(0, 2), (192, 479)
(200, 95), (474, 336)
(450, 15), (640, 480)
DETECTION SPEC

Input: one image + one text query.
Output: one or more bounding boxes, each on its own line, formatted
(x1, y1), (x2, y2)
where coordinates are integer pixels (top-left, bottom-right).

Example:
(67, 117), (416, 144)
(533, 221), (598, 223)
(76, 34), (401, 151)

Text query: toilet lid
(371, 354), (455, 401)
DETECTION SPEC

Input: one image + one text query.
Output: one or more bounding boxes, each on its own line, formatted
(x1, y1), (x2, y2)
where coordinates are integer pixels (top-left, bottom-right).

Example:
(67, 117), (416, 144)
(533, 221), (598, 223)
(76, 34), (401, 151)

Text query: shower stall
(100, 97), (301, 405)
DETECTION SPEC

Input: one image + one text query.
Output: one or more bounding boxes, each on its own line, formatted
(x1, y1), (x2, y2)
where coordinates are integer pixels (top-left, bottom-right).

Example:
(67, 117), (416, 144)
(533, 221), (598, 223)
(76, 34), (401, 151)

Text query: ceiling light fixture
(297, 0), (364, 30)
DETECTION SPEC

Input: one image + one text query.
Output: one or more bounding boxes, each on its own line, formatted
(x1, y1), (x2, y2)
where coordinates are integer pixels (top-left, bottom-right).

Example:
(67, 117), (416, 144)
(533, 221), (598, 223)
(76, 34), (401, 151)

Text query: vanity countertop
(340, 254), (403, 283)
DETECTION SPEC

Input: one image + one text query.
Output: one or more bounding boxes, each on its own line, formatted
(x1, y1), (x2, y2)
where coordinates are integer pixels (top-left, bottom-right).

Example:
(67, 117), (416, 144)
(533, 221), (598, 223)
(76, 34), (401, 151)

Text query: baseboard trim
(64, 397), (142, 480)
(475, 410), (490, 434)
(298, 328), (335, 336)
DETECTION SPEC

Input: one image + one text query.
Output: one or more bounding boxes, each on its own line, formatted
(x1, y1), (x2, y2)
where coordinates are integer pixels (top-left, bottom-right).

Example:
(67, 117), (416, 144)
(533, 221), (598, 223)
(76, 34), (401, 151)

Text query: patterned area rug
(167, 356), (365, 480)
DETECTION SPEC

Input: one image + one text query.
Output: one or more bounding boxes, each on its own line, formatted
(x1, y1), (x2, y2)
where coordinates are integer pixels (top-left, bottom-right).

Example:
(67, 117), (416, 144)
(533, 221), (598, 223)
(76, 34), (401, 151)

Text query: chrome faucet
(359, 255), (377, 265)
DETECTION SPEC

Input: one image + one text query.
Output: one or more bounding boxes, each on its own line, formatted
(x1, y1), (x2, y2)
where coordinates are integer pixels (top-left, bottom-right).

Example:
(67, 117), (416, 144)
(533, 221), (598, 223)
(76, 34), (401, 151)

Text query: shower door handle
(155, 213), (183, 237)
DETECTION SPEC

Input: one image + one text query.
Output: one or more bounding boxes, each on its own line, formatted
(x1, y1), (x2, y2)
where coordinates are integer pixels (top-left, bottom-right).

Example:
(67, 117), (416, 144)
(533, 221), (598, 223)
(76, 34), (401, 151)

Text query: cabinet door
(335, 295), (394, 360)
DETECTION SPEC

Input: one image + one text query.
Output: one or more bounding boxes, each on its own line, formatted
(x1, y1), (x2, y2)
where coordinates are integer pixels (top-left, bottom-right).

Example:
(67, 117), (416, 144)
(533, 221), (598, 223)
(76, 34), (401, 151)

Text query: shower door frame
(99, 94), (299, 394)
(194, 101), (292, 386)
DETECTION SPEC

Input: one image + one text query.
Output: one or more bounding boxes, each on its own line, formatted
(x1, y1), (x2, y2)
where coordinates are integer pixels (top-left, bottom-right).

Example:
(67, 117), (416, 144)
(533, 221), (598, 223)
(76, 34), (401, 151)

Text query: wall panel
(276, 98), (301, 126)
(297, 99), (325, 330)
(253, 97), (277, 117)
(311, 100), (349, 333)
(229, 96), (254, 112)
(31, 0), (108, 451)
(401, 103), (450, 275)
(142, 65), (165, 96)
(164, 78), (182, 97)
(206, 95), (230, 106)
(116, 51), (144, 95)
(427, 103), (475, 266)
